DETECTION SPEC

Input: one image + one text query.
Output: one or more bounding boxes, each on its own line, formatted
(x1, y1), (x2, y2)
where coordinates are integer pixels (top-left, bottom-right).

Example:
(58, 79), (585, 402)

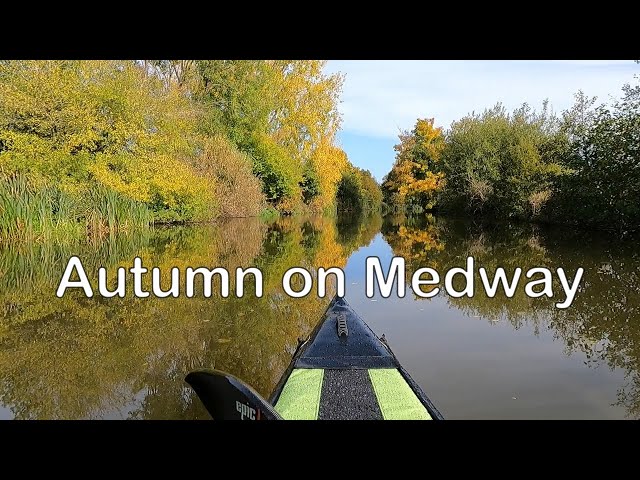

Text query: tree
(142, 60), (197, 89)
(0, 60), (213, 223)
(267, 61), (344, 164)
(307, 142), (349, 210)
(194, 60), (345, 211)
(440, 103), (568, 217)
(337, 166), (382, 213)
(551, 79), (640, 228)
(195, 60), (276, 149)
(382, 118), (445, 211)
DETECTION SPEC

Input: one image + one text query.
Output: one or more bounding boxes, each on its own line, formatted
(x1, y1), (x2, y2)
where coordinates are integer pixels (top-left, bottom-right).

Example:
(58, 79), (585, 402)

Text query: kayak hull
(269, 296), (443, 420)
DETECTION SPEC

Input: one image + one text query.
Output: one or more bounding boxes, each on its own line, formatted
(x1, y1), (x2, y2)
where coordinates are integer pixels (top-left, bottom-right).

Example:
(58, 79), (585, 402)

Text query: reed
(0, 174), (152, 244)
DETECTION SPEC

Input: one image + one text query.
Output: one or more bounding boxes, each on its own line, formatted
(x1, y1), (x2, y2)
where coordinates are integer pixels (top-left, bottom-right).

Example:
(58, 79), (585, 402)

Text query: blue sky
(324, 61), (639, 182)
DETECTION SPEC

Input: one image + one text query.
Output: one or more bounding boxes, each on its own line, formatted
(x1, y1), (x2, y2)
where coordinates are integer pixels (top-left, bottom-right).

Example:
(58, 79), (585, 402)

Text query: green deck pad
(274, 369), (324, 420)
(368, 369), (432, 420)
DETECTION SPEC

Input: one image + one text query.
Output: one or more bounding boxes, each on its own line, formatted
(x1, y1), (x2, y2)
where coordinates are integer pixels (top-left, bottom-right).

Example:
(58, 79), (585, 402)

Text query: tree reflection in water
(1, 213), (639, 418)
(0, 215), (380, 419)
(382, 215), (640, 418)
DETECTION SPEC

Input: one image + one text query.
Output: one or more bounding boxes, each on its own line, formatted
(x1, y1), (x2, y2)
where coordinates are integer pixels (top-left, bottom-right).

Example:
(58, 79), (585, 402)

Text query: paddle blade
(185, 370), (283, 420)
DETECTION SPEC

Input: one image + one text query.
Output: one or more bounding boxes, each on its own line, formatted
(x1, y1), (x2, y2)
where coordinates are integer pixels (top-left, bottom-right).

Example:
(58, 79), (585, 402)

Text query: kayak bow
(186, 296), (443, 420)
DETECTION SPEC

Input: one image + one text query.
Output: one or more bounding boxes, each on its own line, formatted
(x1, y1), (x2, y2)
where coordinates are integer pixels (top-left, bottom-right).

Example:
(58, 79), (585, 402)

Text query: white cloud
(325, 60), (638, 139)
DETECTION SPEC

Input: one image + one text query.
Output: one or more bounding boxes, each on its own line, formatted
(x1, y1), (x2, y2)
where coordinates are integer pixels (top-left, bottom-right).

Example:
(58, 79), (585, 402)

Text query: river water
(1, 214), (638, 419)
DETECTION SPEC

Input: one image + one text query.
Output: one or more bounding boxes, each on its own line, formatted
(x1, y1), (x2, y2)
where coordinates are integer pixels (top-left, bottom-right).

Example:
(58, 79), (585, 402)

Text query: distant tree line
(382, 70), (640, 231)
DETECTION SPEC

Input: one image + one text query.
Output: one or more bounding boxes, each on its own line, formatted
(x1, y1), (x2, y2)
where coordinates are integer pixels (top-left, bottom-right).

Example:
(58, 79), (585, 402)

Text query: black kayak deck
(185, 296), (444, 420)
(294, 296), (398, 369)
(269, 296), (444, 420)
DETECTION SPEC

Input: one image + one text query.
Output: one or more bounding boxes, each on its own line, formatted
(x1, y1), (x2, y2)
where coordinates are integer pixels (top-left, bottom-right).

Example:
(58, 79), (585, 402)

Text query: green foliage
(440, 102), (569, 218)
(393, 65), (640, 231)
(195, 60), (275, 150)
(301, 163), (321, 204)
(194, 60), (345, 212)
(359, 168), (384, 211)
(336, 169), (361, 211)
(548, 84), (640, 229)
(0, 59), (365, 234)
(0, 173), (151, 242)
(259, 206), (280, 221)
(249, 135), (303, 210)
(336, 167), (382, 213)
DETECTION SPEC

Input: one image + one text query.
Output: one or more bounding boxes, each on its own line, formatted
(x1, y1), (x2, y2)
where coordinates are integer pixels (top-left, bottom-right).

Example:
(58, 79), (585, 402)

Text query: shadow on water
(0, 215), (380, 419)
(1, 212), (639, 418)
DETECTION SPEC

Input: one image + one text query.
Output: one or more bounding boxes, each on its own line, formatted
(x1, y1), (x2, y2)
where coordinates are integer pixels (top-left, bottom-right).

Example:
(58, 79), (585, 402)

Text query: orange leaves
(383, 118), (445, 209)
(414, 118), (444, 158)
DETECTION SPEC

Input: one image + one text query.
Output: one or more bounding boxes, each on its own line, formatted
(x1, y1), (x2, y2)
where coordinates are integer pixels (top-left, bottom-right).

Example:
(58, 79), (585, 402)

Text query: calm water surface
(1, 215), (638, 419)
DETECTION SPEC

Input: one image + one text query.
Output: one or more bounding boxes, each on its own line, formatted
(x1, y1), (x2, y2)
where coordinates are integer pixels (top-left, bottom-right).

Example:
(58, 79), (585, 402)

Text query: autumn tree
(0, 59), (364, 235)
(336, 167), (382, 213)
(382, 118), (445, 212)
(0, 60), (214, 224)
(307, 142), (349, 210)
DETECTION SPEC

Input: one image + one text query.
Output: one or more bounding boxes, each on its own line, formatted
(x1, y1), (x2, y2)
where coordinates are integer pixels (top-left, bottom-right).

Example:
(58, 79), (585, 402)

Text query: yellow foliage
(308, 142), (349, 210)
(268, 61), (344, 163)
(0, 60), (210, 222)
(383, 118), (445, 209)
(389, 224), (445, 261)
(0, 60), (354, 222)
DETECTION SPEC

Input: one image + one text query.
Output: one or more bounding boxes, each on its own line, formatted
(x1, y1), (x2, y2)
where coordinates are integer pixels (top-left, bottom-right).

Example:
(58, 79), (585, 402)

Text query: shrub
(0, 60), (211, 223)
(441, 103), (568, 217)
(248, 135), (302, 212)
(194, 135), (266, 218)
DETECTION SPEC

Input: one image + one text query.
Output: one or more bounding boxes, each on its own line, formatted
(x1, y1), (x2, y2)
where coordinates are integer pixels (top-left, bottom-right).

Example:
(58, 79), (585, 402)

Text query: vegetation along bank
(0, 60), (381, 243)
(2, 60), (637, 242)
(382, 68), (640, 232)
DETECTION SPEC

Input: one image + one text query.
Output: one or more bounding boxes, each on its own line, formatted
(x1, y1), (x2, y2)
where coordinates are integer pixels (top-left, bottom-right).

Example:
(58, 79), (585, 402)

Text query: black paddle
(185, 370), (283, 420)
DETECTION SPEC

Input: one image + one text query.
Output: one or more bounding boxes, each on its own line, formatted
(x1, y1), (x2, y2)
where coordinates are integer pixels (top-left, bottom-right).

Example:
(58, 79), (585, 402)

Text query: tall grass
(0, 174), (152, 244)
(83, 185), (152, 236)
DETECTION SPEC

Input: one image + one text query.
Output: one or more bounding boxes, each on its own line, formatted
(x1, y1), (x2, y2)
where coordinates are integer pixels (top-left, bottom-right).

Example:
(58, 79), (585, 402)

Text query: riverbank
(0, 171), (383, 245)
(0, 61), (384, 245)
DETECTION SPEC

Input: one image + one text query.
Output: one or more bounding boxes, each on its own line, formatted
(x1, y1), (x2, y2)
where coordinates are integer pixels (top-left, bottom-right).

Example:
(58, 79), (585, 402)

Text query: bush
(247, 135), (302, 212)
(300, 163), (321, 205)
(440, 103), (568, 218)
(194, 135), (266, 218)
(0, 60), (212, 223)
(548, 85), (640, 229)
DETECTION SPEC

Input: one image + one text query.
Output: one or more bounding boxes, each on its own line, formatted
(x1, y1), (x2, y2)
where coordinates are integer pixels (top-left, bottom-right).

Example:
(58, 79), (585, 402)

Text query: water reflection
(1, 213), (639, 419)
(378, 215), (640, 418)
(0, 216), (379, 419)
